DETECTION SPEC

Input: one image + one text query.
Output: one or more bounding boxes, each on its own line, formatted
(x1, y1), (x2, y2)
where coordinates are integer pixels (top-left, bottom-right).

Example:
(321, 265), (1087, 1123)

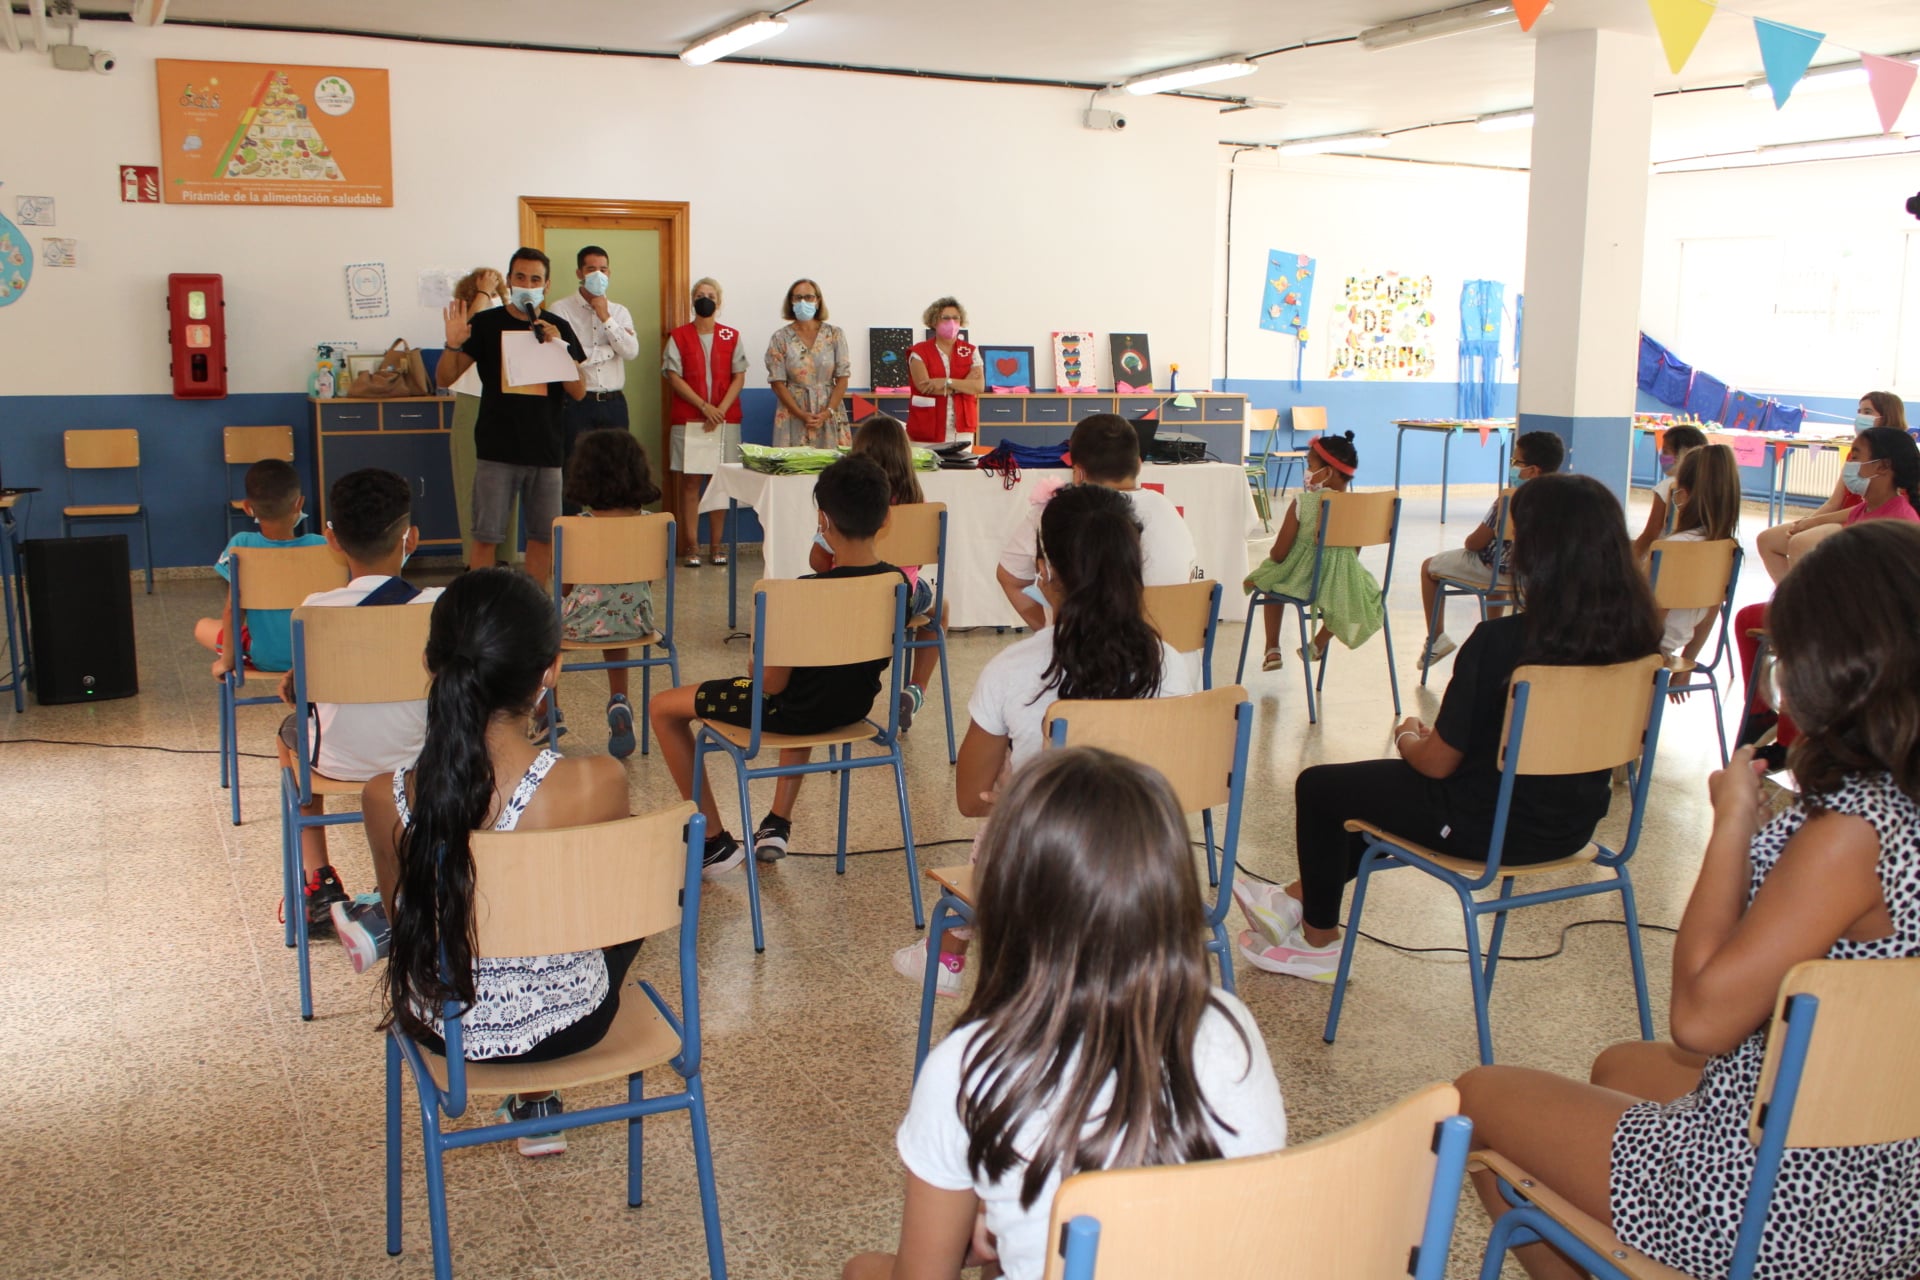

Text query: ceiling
(68, 0), (1920, 165)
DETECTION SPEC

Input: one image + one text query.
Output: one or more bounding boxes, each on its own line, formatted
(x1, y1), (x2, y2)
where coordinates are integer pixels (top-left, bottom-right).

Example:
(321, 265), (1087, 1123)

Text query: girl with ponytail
(891, 483), (1197, 995)
(362, 567), (633, 1159)
(1243, 431), (1384, 670)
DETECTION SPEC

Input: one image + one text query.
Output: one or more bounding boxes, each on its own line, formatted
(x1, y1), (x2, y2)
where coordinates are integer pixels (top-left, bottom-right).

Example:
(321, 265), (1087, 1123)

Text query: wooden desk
(308, 395), (460, 550)
(1391, 419), (1515, 522)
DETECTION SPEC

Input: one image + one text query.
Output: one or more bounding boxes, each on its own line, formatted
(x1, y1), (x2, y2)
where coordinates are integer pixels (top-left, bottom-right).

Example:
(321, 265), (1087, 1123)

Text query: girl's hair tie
(1309, 436), (1356, 476)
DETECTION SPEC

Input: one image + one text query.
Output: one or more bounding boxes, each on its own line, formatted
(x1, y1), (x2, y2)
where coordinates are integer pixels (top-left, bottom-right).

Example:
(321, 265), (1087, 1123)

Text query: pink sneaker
(1236, 928), (1341, 983)
(1231, 880), (1303, 948)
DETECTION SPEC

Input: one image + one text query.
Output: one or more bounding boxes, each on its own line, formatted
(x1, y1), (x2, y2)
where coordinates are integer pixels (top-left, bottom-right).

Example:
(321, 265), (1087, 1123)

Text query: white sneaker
(1231, 880), (1303, 948)
(892, 937), (964, 998)
(1418, 633), (1457, 671)
(1236, 927), (1342, 983)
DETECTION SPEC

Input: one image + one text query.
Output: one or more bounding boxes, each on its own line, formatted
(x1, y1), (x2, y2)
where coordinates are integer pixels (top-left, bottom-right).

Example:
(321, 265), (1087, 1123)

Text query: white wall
(0, 23), (1224, 396)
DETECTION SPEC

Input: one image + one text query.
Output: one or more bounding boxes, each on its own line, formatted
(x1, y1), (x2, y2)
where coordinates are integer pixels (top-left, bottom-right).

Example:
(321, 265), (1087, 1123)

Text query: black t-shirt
(769, 562), (909, 731)
(463, 305), (586, 468)
(1430, 614), (1612, 860)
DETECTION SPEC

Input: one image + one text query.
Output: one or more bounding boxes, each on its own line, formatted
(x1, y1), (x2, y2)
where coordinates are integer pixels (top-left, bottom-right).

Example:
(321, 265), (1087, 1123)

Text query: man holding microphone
(548, 245), (640, 512)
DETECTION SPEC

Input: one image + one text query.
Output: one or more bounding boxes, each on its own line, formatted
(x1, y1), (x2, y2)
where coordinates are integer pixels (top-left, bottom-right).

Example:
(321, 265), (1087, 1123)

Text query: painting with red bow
(1108, 332), (1153, 393)
(1052, 330), (1097, 394)
(981, 345), (1034, 395)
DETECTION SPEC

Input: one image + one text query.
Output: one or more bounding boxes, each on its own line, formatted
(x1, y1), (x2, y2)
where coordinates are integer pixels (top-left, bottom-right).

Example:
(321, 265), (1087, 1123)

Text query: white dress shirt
(548, 290), (640, 393)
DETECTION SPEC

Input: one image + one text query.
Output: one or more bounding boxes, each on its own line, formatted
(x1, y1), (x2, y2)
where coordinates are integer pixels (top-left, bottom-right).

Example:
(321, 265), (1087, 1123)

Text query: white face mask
(1304, 467), (1332, 492)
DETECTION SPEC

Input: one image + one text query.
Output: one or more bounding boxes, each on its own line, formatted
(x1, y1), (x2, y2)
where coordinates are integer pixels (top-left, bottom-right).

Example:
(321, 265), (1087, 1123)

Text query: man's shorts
(472, 461), (562, 546)
(1427, 546), (1509, 588)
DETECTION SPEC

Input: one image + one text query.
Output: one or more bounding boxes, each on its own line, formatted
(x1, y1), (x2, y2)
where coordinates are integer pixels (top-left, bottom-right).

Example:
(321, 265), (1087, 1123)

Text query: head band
(1309, 436), (1355, 476)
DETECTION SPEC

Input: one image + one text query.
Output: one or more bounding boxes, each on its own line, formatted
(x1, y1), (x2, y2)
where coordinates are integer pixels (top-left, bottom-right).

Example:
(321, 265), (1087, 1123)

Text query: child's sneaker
(1261, 647), (1283, 672)
(1236, 927), (1341, 983)
(528, 700), (568, 743)
(332, 893), (391, 974)
(606, 694), (636, 759)
(498, 1093), (567, 1157)
(892, 937), (965, 998)
(752, 813), (791, 863)
(304, 865), (350, 936)
(700, 830), (744, 880)
(898, 683), (924, 734)
(1231, 880), (1303, 948)
(1417, 634), (1457, 671)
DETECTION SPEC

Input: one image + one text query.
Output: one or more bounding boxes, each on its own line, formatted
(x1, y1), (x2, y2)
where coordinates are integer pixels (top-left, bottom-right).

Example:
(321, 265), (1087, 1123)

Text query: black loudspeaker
(24, 535), (139, 705)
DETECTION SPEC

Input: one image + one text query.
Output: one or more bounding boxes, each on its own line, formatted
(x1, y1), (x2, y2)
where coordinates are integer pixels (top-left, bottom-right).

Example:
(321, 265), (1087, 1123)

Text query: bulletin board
(155, 59), (393, 207)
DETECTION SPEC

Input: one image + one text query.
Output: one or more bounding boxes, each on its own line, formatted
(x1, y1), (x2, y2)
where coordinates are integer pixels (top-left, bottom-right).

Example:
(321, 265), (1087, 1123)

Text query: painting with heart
(981, 345), (1034, 394)
(868, 327), (913, 393)
(1108, 332), (1153, 393)
(1052, 330), (1097, 394)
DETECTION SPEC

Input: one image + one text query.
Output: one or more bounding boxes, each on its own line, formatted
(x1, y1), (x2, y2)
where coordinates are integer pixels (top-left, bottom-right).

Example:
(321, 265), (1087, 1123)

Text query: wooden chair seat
(1342, 820), (1599, 878)
(1255, 448), (1310, 460)
(559, 631), (663, 653)
(1469, 1152), (1690, 1280)
(927, 864), (974, 903)
(907, 613), (931, 629)
(421, 989), (681, 1097)
(1664, 655), (1698, 676)
(64, 503), (142, 518)
(1431, 568), (1512, 593)
(229, 499), (248, 511)
(695, 717), (879, 752)
(308, 771), (368, 797)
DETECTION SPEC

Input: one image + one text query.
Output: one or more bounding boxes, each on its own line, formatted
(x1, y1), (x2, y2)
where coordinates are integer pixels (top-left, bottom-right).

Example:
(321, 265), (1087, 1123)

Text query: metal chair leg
(385, 1037), (404, 1256)
(687, 1076), (729, 1280)
(627, 1072), (645, 1208)
(1456, 884), (1497, 1065)
(1323, 847), (1384, 1046)
(835, 743), (852, 876)
(1618, 870), (1655, 1041)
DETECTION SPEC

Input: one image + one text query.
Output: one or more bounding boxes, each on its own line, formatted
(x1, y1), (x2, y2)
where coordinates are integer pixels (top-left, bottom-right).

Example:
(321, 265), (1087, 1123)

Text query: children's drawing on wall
(1327, 270), (1437, 380)
(40, 239), (78, 268)
(14, 196), (54, 227)
(869, 327), (913, 393)
(1108, 333), (1153, 393)
(1052, 330), (1098, 393)
(0, 184), (34, 307)
(1259, 249), (1316, 387)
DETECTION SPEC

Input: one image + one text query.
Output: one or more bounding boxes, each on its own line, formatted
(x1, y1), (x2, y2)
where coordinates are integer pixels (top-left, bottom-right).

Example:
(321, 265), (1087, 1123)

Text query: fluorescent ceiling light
(680, 11), (788, 66)
(1475, 108), (1534, 132)
(1275, 131), (1393, 156)
(1652, 133), (1920, 173)
(1359, 2), (1538, 52)
(1745, 54), (1918, 99)
(1122, 55), (1259, 96)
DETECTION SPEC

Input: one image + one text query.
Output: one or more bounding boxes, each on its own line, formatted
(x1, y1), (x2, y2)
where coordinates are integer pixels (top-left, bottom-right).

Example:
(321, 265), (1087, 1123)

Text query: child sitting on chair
(1242, 431), (1382, 672)
(194, 458), (326, 678)
(649, 455), (908, 877)
(1631, 423), (1706, 562)
(1653, 443), (1740, 673)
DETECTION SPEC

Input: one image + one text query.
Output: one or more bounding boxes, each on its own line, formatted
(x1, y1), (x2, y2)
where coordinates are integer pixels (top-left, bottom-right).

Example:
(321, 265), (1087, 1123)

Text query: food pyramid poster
(156, 59), (393, 207)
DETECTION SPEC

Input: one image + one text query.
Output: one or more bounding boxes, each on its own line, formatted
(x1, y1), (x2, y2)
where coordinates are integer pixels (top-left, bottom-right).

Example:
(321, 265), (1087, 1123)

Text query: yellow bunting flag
(1514, 0), (1552, 32)
(1647, 0), (1717, 75)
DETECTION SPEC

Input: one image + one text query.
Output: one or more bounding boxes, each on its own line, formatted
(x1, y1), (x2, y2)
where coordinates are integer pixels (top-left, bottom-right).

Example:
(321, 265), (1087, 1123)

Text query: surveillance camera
(92, 49), (117, 73)
(1083, 109), (1128, 132)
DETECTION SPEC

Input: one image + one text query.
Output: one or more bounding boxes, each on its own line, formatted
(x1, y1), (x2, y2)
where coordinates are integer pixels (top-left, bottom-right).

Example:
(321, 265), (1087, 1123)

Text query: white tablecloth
(700, 462), (1262, 628)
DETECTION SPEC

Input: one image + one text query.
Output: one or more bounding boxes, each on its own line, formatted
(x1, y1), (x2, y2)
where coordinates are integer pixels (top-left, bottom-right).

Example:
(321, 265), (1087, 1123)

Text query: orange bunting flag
(1647, 0), (1717, 75)
(851, 394), (878, 419)
(1478, 421), (1491, 446)
(1862, 52), (1918, 134)
(1514, 0), (1552, 32)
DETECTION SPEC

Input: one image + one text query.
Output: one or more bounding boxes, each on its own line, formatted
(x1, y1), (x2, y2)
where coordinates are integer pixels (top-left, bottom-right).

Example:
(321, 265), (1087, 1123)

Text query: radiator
(1783, 442), (1846, 500)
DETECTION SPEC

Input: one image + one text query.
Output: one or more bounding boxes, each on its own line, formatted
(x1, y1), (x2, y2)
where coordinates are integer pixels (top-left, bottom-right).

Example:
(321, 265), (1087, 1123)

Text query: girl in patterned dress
(1456, 519), (1920, 1280)
(1242, 432), (1383, 671)
(362, 569), (637, 1158)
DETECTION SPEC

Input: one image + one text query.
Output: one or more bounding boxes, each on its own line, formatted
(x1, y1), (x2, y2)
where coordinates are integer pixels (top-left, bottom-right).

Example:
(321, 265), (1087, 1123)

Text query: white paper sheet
(680, 428), (723, 475)
(502, 329), (580, 386)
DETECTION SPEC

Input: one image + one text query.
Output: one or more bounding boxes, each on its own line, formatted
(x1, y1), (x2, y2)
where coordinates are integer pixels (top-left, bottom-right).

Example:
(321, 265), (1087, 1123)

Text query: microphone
(530, 299), (549, 343)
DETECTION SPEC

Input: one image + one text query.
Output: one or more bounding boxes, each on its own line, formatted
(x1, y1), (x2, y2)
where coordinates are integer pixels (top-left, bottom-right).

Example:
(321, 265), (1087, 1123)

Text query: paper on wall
(416, 267), (461, 311)
(502, 329), (580, 386)
(345, 261), (390, 319)
(40, 238), (77, 267)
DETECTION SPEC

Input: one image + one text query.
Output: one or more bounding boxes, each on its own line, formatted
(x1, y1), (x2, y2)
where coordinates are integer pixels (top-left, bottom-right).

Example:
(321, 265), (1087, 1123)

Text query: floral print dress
(765, 322), (851, 447)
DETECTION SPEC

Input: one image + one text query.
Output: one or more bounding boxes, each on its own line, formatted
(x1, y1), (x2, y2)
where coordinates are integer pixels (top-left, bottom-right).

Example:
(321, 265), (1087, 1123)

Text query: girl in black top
(1236, 472), (1662, 981)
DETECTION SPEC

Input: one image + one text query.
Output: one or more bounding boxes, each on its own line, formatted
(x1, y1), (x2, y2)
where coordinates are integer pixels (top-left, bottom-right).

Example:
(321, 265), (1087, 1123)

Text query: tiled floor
(0, 485), (1773, 1279)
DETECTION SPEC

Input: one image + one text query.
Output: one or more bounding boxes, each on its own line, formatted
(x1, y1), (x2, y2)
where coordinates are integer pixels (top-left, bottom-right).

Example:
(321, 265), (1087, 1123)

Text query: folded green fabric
(739, 444), (942, 475)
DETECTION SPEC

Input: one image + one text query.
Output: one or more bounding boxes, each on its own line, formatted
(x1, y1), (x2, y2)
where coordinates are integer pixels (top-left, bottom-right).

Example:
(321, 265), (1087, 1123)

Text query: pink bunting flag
(1862, 52), (1918, 134)
(1477, 421), (1491, 445)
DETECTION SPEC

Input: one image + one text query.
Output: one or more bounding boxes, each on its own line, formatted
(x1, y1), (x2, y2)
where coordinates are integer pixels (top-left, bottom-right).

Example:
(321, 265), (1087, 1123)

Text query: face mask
(511, 286), (543, 312)
(1508, 465), (1528, 488)
(1658, 452), (1675, 473)
(693, 296), (718, 318)
(935, 319), (960, 340)
(1841, 460), (1874, 495)
(1855, 413), (1877, 431)
(1022, 583), (1050, 611)
(792, 299), (818, 321)
(582, 271), (609, 297)
(1304, 467), (1330, 492)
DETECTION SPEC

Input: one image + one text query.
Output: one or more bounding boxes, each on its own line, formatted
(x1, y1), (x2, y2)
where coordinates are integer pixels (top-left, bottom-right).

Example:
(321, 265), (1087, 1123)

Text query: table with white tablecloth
(699, 462), (1262, 628)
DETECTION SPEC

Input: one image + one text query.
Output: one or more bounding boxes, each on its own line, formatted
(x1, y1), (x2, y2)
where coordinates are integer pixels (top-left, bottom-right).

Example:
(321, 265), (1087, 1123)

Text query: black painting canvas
(869, 327), (913, 393)
(1108, 332), (1153, 393)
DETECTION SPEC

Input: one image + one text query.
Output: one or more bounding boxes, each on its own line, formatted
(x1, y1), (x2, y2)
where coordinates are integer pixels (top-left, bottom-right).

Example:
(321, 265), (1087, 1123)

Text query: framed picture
(343, 352), (385, 380)
(1109, 332), (1153, 393)
(869, 327), (913, 393)
(1052, 330), (1098, 394)
(980, 345), (1034, 395)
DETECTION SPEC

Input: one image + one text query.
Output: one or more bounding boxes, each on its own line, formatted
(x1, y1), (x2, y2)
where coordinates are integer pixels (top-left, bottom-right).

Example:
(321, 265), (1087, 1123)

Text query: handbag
(347, 338), (431, 398)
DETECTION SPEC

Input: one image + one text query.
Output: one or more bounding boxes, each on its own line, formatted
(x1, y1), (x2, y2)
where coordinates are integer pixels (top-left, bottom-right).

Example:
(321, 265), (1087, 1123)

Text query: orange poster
(155, 59), (392, 207)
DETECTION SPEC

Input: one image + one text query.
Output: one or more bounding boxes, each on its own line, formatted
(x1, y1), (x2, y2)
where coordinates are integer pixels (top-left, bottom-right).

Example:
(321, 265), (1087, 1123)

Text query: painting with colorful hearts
(981, 345), (1034, 395)
(1052, 330), (1097, 394)
(869, 327), (913, 393)
(1108, 332), (1153, 394)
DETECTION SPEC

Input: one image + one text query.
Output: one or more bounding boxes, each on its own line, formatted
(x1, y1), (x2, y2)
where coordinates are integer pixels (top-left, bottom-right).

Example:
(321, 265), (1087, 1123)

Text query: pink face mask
(935, 319), (960, 340)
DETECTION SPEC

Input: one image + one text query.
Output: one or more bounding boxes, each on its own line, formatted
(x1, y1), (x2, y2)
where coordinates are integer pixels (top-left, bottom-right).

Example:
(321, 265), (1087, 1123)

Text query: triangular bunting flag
(1753, 17), (1825, 109)
(852, 394), (877, 418)
(1863, 52), (1918, 133)
(1514, 0), (1551, 32)
(1647, 0), (1716, 75)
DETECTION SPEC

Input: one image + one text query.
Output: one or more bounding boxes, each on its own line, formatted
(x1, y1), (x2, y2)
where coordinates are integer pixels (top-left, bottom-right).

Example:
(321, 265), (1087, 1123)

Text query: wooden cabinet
(857, 392), (1250, 462)
(309, 396), (460, 548)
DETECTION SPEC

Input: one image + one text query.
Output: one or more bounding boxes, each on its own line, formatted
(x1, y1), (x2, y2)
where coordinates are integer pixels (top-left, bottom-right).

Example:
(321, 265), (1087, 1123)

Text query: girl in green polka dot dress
(1243, 432), (1383, 671)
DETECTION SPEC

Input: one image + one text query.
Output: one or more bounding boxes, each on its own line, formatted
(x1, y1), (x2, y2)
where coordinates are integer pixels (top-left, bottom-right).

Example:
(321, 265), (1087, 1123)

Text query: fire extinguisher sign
(120, 166), (160, 203)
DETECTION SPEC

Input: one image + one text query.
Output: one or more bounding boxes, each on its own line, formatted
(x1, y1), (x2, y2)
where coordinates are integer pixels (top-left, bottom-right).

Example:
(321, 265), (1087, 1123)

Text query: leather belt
(586, 389), (625, 401)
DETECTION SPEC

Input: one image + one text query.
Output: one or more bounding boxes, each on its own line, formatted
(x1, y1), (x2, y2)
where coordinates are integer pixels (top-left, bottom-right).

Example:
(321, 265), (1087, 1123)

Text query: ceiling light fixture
(1652, 133), (1920, 173)
(1475, 108), (1535, 131)
(1359, 2), (1539, 52)
(1275, 131), (1394, 156)
(1122, 54), (1259, 96)
(680, 11), (788, 66)
(1744, 54), (1919, 99)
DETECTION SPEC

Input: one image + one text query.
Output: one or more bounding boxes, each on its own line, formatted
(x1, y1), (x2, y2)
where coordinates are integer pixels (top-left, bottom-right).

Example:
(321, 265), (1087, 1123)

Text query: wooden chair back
(1292, 406), (1328, 436)
(873, 501), (945, 568)
(1320, 491), (1398, 549)
(1502, 655), (1664, 776)
(1752, 959), (1920, 1148)
(1142, 581), (1215, 654)
(1041, 1083), (1459, 1280)
(755, 574), (900, 668)
(291, 602), (435, 705)
(223, 425), (295, 466)
(552, 512), (672, 586)
(231, 544), (349, 611)
(1650, 537), (1738, 612)
(1496, 488), (1517, 541)
(1248, 407), (1279, 451)
(1045, 685), (1247, 814)
(64, 428), (140, 470)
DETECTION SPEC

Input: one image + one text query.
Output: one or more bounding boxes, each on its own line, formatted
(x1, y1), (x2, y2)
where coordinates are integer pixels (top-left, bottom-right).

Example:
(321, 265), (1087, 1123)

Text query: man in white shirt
(547, 245), (641, 512)
(995, 413), (1199, 629)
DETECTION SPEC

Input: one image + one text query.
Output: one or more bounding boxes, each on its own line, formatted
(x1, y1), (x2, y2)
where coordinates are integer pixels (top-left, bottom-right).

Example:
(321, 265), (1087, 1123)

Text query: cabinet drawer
(1204, 396), (1246, 423)
(318, 404), (378, 431)
(383, 403), (442, 431)
(1118, 397), (1162, 419)
(873, 397), (913, 420)
(1160, 398), (1203, 423)
(978, 398), (1025, 424)
(1069, 396), (1117, 421)
(1024, 397), (1070, 423)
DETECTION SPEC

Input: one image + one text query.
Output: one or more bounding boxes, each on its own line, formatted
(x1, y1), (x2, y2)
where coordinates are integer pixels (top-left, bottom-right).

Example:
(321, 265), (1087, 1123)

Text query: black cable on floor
(0, 737), (279, 759)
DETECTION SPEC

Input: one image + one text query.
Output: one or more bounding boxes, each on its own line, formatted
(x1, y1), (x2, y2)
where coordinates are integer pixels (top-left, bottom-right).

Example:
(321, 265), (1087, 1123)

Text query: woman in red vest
(663, 276), (747, 567)
(907, 297), (985, 445)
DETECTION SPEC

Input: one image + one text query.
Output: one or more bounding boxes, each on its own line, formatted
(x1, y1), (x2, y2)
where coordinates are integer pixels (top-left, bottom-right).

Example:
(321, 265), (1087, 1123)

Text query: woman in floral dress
(765, 277), (850, 447)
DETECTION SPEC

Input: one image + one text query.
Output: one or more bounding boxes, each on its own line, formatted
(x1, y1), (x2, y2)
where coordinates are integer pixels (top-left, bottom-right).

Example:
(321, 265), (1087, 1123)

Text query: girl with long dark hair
(1656, 443), (1740, 665)
(849, 748), (1286, 1280)
(1237, 472), (1662, 980)
(892, 484), (1196, 994)
(362, 568), (632, 1158)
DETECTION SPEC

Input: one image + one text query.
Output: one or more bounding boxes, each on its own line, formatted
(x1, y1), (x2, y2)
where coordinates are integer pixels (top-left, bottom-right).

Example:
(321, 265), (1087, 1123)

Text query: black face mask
(692, 297), (718, 318)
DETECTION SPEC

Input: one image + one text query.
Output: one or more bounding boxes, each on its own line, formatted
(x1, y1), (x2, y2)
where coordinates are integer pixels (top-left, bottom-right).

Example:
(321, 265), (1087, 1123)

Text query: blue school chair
(1248, 405), (1321, 510)
(915, 687), (1252, 1078)
(218, 544), (346, 825)
(1649, 538), (1742, 765)
(221, 426), (296, 540)
(1477, 958), (1920, 1280)
(875, 502), (957, 763)
(279, 601), (434, 1020)
(1236, 490), (1403, 721)
(62, 428), (154, 593)
(1324, 656), (1671, 1065)
(1143, 580), (1221, 691)
(693, 574), (920, 953)
(1420, 489), (1515, 686)
(546, 513), (679, 755)
(1049, 1085), (1472, 1280)
(381, 806), (728, 1280)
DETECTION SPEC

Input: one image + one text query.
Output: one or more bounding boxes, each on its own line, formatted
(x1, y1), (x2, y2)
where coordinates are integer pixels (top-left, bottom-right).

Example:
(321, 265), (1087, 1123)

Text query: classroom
(2, 2), (1918, 1278)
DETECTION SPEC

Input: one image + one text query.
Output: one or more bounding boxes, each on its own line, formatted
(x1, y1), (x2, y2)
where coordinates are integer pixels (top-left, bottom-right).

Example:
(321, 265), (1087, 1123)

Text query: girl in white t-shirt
(892, 484), (1195, 991)
(1654, 443), (1741, 665)
(1632, 423), (1707, 562)
(848, 748), (1286, 1280)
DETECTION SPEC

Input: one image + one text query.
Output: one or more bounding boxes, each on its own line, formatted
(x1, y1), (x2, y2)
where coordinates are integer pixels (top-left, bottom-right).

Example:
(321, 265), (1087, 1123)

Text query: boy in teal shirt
(193, 458), (327, 676)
